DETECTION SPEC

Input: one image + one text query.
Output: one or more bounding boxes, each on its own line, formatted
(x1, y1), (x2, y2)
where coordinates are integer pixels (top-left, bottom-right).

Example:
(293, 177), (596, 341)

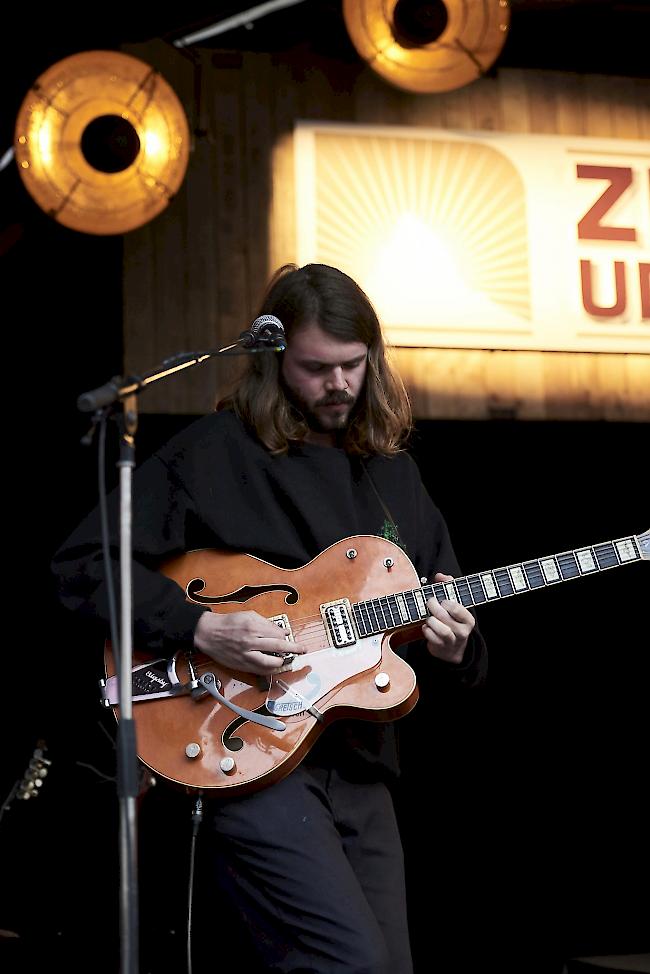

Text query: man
(52, 263), (487, 973)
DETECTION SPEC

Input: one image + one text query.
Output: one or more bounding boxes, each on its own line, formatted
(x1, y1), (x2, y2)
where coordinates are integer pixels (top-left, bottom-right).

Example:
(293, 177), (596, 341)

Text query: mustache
(315, 392), (355, 406)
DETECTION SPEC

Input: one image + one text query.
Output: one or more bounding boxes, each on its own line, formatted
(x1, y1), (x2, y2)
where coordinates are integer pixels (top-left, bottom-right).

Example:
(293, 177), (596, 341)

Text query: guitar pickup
(321, 600), (357, 647)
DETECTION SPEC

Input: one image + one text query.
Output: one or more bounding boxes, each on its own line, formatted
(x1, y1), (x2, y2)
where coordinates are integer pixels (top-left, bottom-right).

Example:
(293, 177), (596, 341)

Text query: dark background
(1, 3), (648, 973)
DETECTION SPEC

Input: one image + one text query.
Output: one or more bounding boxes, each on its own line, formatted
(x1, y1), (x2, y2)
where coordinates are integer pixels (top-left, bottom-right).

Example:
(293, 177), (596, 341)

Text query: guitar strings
(186, 615), (388, 674)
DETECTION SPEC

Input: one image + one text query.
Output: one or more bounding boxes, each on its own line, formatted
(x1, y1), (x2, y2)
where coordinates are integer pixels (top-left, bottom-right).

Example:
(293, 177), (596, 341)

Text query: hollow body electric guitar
(102, 530), (649, 796)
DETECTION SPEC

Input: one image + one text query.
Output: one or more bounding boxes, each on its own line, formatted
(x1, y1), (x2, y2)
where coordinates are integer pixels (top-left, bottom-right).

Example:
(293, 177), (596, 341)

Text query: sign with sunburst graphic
(295, 123), (649, 354)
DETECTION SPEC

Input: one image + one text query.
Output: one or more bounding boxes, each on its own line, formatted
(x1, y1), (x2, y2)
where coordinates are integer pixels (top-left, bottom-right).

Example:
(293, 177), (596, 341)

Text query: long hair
(221, 263), (412, 456)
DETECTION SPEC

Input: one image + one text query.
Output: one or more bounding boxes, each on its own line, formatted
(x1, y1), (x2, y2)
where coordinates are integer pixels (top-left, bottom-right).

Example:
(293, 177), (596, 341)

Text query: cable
(97, 411), (121, 671)
(173, 0), (308, 47)
(186, 796), (204, 974)
(0, 147), (14, 172)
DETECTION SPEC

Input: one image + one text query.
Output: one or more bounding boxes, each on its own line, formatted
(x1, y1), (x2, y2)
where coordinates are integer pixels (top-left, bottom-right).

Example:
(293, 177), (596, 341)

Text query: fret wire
(414, 588), (428, 618)
(358, 602), (372, 636)
(373, 597), (390, 630)
(480, 572), (498, 599)
(375, 597), (390, 629)
(395, 593), (409, 624)
(494, 568), (514, 597)
(350, 535), (641, 637)
(455, 578), (474, 607)
(442, 580), (460, 603)
(386, 595), (400, 626)
(431, 582), (445, 603)
(507, 564), (528, 592)
(468, 575), (487, 603)
(523, 561), (546, 588)
(377, 596), (393, 629)
(404, 590), (420, 622)
(615, 537), (640, 562)
(378, 596), (393, 629)
(382, 596), (398, 628)
(352, 603), (367, 637)
(557, 551), (581, 580)
(379, 595), (397, 628)
(594, 542), (618, 569)
(365, 599), (381, 633)
(387, 594), (401, 626)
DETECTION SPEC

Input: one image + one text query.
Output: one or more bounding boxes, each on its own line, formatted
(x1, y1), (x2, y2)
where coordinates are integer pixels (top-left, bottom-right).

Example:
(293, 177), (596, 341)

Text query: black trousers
(201, 764), (414, 974)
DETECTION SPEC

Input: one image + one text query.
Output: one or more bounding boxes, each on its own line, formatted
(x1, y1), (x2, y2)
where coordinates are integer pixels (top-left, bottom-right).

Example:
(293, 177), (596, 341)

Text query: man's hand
(422, 572), (475, 664)
(193, 610), (307, 675)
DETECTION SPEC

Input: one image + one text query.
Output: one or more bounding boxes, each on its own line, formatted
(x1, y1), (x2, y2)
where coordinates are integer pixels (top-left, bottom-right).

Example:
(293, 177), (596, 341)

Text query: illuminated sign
(295, 123), (649, 353)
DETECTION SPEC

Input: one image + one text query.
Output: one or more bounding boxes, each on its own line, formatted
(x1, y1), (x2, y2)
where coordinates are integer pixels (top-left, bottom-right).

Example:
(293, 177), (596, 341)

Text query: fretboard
(352, 533), (646, 638)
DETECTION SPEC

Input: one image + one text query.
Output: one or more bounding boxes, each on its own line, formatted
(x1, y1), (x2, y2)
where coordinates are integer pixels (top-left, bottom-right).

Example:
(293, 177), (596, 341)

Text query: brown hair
(221, 263), (412, 456)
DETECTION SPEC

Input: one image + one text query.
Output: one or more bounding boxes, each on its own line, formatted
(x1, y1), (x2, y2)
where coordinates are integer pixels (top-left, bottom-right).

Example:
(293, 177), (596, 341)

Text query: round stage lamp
(343, 0), (511, 94)
(14, 49), (190, 235)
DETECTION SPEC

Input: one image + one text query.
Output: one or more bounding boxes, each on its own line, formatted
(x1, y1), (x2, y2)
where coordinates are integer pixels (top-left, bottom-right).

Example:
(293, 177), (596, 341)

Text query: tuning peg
(30, 755), (52, 769)
(28, 760), (49, 778)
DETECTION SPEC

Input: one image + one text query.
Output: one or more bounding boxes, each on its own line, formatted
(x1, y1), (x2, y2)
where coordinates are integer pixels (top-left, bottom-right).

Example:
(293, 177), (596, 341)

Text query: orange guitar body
(104, 536), (421, 797)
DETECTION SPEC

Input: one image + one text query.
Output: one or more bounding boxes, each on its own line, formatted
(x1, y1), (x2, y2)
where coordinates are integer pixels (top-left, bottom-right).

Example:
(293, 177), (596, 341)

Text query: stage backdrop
(120, 40), (649, 420)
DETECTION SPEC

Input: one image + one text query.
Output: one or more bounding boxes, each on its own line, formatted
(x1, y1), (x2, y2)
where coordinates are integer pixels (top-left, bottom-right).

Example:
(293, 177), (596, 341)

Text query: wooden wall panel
(122, 42), (649, 419)
(498, 68), (532, 132)
(467, 74), (504, 132)
(391, 348), (650, 421)
(552, 72), (587, 136)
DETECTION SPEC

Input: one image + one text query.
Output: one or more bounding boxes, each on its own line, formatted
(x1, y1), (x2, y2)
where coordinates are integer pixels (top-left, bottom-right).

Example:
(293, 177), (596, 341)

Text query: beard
(282, 383), (358, 434)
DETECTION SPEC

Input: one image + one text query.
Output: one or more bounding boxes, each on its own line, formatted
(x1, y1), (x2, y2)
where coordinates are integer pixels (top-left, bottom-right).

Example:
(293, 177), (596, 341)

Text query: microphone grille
(251, 314), (284, 335)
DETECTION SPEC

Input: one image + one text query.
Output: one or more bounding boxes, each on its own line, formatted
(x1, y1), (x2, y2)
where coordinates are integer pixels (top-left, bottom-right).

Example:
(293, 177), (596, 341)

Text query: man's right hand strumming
(193, 610), (306, 675)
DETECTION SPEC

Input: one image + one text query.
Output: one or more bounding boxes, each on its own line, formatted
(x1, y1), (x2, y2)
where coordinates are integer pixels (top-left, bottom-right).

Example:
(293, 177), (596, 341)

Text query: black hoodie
(52, 409), (487, 782)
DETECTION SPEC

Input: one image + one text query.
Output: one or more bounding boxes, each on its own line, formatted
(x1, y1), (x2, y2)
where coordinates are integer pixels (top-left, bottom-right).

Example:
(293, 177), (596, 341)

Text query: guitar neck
(352, 531), (649, 638)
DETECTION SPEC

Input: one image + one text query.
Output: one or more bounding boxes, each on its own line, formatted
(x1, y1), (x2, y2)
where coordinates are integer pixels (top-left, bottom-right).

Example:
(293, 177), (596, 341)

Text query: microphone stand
(77, 338), (284, 974)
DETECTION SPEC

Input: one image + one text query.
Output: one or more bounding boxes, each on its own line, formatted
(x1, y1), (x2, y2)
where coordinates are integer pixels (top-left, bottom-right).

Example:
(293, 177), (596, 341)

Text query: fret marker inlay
(576, 549), (597, 573)
(540, 558), (560, 582)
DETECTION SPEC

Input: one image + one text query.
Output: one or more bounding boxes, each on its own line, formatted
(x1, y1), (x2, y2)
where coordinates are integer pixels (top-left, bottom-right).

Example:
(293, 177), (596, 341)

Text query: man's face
(280, 321), (368, 441)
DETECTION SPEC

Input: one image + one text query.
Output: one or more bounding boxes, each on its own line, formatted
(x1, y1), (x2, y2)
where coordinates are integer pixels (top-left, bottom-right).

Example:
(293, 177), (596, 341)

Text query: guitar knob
(220, 757), (236, 775)
(185, 742), (202, 759)
(374, 672), (390, 691)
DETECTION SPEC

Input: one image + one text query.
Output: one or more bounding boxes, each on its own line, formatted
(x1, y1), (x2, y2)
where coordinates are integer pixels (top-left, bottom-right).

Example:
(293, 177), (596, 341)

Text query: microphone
(238, 314), (286, 350)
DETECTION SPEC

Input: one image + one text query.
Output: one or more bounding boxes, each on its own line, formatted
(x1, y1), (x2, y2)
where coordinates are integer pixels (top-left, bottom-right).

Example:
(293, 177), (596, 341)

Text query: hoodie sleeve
(51, 452), (207, 653)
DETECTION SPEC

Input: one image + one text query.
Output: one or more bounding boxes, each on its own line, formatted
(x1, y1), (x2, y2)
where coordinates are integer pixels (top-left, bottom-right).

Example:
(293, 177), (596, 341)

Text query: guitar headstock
(15, 740), (52, 801)
(638, 529), (650, 561)
(0, 741), (52, 825)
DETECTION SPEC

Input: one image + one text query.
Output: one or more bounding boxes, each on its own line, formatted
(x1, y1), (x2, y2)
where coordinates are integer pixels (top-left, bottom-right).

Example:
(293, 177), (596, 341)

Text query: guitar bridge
(321, 600), (357, 647)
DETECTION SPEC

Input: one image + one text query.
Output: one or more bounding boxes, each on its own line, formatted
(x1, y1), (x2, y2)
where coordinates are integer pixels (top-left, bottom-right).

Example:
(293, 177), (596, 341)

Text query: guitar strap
(360, 460), (406, 553)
